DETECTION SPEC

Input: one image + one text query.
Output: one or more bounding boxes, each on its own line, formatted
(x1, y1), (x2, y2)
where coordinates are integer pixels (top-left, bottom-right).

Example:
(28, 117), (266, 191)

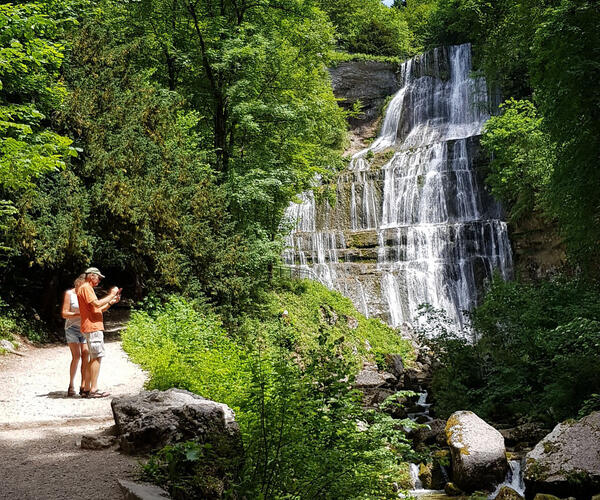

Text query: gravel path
(0, 338), (148, 499)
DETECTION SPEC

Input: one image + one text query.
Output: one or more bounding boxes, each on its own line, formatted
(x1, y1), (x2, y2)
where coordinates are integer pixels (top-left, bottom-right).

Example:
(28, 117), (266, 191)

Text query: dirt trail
(0, 338), (147, 499)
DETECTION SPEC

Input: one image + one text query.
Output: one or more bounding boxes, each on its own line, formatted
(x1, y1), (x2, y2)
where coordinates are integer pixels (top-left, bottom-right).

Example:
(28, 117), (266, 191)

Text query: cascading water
(283, 44), (512, 333)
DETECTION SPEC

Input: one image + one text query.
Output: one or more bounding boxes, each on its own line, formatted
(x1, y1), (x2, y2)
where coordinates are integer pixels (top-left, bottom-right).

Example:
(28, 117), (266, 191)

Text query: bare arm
(61, 292), (79, 319)
(98, 293), (120, 312)
(89, 287), (119, 309)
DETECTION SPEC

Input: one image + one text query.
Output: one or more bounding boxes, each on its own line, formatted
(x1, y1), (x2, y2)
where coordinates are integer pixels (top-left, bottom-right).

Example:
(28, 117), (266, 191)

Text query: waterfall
(488, 460), (525, 499)
(283, 44), (512, 334)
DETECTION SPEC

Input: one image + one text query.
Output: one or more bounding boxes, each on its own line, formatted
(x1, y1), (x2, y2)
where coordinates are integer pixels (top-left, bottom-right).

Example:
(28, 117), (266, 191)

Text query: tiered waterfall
(283, 44), (512, 331)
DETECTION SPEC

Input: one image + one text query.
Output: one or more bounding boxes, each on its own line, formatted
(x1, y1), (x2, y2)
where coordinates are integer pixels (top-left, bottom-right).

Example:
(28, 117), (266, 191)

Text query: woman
(61, 274), (88, 397)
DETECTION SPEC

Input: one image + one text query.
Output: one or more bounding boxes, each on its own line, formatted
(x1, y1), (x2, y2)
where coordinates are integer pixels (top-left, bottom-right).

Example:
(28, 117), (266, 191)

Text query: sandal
(80, 389), (90, 398)
(79, 387), (86, 396)
(88, 390), (110, 398)
(67, 386), (76, 397)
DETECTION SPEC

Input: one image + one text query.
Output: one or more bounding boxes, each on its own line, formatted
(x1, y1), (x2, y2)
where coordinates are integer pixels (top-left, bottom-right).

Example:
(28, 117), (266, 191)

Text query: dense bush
(420, 276), (600, 426)
(0, 299), (48, 344)
(123, 282), (416, 498)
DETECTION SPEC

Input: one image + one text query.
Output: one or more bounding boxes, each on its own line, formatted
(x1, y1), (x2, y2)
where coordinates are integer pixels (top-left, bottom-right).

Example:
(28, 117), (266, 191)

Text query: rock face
(445, 410), (508, 492)
(111, 388), (242, 456)
(329, 60), (401, 137)
(411, 418), (447, 450)
(524, 411), (600, 498)
(510, 213), (565, 281)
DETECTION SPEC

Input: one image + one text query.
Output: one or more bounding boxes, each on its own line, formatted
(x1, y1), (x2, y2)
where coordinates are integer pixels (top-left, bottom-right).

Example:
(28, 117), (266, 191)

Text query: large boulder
(111, 388), (242, 456)
(445, 411), (508, 492)
(524, 411), (600, 498)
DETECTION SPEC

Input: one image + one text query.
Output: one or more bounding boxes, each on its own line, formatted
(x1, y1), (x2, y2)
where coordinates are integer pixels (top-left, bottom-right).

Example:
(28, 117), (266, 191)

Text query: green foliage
(578, 394), (600, 419)
(123, 284), (416, 498)
(143, 441), (242, 499)
(256, 279), (414, 367)
(420, 276), (600, 425)
(317, 0), (415, 57)
(116, 0), (347, 230)
(0, 3), (76, 192)
(123, 297), (250, 409)
(530, 0), (600, 270)
(327, 51), (403, 65)
(0, 298), (47, 343)
(398, 0), (437, 53)
(481, 99), (554, 222)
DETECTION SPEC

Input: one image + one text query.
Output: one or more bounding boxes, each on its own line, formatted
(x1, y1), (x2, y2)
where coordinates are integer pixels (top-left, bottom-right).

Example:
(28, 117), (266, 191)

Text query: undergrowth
(123, 280), (416, 498)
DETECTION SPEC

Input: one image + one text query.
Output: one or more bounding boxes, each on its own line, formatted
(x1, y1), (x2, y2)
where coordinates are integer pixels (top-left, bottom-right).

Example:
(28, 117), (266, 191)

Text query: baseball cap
(85, 267), (105, 278)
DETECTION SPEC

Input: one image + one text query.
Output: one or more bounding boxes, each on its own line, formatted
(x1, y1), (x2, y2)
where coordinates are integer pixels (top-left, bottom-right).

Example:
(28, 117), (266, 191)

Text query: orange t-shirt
(76, 282), (104, 333)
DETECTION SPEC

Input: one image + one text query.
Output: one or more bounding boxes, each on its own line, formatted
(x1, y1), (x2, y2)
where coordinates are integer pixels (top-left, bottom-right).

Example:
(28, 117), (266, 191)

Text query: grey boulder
(111, 388), (241, 456)
(524, 411), (600, 498)
(445, 410), (508, 492)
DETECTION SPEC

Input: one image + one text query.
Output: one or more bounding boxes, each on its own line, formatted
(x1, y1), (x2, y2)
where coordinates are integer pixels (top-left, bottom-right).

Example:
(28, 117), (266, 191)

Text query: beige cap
(84, 267), (105, 278)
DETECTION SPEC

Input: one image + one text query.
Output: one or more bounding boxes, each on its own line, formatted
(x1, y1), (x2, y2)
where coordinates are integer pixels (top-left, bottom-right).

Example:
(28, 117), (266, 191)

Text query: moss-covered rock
(347, 230), (378, 249)
(445, 411), (508, 492)
(494, 486), (524, 499)
(419, 462), (433, 489)
(444, 482), (463, 496)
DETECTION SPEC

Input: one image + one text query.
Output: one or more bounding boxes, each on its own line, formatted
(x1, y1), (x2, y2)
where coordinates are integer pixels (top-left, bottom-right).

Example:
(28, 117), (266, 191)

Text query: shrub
(419, 276), (600, 425)
(123, 284), (416, 498)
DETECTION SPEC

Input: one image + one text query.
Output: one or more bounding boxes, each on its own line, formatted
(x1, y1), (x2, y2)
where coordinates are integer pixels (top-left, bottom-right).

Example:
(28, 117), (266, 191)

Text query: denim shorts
(65, 324), (86, 344)
(84, 330), (105, 359)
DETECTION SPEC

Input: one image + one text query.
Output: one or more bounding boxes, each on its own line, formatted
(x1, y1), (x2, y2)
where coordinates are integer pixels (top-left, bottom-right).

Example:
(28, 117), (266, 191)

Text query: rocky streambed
(353, 352), (600, 500)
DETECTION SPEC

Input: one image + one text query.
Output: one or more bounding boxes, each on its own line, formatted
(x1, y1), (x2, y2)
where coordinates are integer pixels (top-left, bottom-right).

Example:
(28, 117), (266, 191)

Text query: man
(76, 267), (120, 398)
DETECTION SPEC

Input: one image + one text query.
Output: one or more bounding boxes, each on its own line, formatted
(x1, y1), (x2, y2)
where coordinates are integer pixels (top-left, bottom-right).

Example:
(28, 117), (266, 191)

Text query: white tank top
(64, 289), (81, 329)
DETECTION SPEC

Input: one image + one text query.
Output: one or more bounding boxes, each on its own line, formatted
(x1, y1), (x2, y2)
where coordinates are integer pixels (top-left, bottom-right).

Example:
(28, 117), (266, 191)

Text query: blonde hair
(74, 273), (86, 291)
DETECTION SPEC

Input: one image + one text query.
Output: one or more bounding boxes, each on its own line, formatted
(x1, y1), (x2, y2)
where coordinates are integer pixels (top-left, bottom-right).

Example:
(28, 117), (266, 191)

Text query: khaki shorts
(84, 331), (105, 359)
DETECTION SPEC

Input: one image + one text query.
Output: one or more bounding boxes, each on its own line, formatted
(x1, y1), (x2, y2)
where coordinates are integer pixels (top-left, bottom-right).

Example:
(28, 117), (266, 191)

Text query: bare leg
(86, 357), (102, 393)
(79, 343), (89, 392)
(67, 343), (81, 389)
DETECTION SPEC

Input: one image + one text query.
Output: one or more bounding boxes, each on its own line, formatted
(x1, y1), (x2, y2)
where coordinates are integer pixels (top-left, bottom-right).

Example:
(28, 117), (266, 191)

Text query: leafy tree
(421, 276), (600, 425)
(118, 0), (346, 236)
(530, 0), (600, 270)
(481, 98), (555, 222)
(396, 0), (436, 53)
(0, 3), (75, 191)
(59, 18), (234, 297)
(318, 0), (415, 56)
